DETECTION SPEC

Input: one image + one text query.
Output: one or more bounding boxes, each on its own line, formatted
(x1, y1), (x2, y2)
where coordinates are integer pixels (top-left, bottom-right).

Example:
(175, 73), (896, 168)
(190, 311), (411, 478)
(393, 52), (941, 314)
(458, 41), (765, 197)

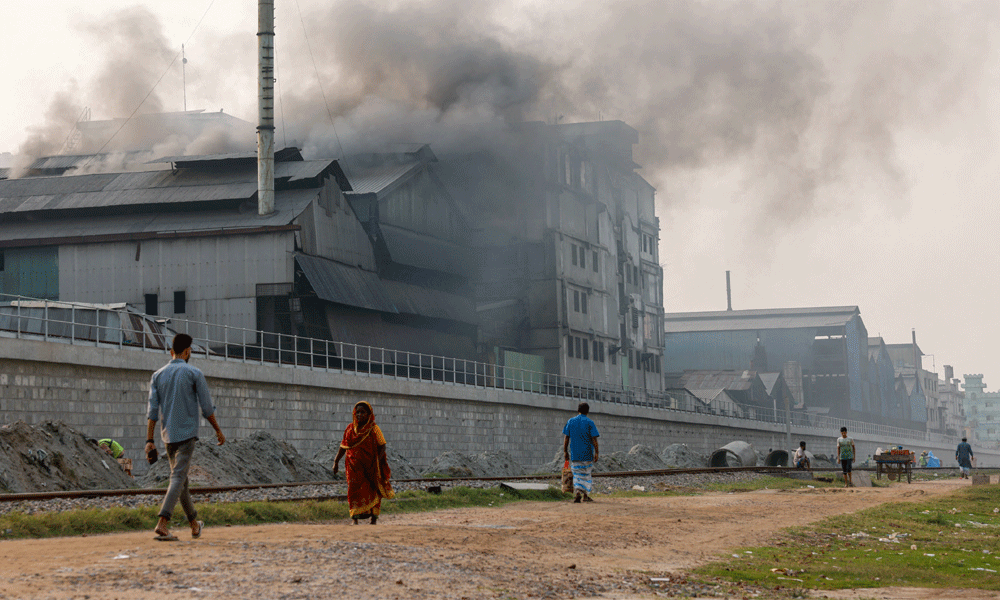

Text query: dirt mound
(595, 444), (667, 473)
(0, 421), (137, 493)
(660, 443), (708, 468)
(423, 450), (525, 478)
(312, 440), (422, 480)
(138, 431), (333, 488)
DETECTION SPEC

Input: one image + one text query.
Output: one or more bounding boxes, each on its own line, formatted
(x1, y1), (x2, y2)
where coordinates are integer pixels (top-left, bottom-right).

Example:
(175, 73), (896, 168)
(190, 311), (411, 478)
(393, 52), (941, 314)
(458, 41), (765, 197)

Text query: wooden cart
(874, 453), (913, 483)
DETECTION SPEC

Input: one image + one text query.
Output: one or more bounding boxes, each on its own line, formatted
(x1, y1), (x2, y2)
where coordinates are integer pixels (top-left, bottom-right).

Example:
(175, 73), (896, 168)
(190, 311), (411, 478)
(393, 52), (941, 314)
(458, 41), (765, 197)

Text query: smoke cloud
(13, 0), (997, 228)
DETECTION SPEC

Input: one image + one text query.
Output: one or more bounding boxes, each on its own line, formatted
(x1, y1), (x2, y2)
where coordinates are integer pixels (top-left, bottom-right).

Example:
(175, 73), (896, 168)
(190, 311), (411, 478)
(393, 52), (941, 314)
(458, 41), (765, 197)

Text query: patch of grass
(697, 475), (840, 493)
(696, 485), (1000, 590)
(0, 485), (565, 540)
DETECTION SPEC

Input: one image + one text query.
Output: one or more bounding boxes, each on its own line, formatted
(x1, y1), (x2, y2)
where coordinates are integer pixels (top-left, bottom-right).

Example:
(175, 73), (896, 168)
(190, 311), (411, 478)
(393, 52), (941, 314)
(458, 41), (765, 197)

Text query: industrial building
(662, 306), (889, 424)
(437, 120), (665, 393)
(0, 146), (477, 363)
(0, 117), (664, 391)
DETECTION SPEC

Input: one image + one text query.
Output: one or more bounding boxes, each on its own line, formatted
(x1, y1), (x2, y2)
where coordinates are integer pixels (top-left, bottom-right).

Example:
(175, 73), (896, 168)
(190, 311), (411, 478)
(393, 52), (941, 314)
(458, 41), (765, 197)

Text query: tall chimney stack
(257, 0), (275, 216)
(726, 271), (732, 311)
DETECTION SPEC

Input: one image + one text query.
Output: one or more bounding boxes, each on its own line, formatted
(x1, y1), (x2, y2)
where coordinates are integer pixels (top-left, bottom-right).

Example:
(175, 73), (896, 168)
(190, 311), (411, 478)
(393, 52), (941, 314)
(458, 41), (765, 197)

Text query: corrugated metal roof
(344, 161), (420, 195)
(0, 188), (317, 242)
(295, 253), (474, 323)
(664, 306), (861, 333)
(0, 159), (337, 215)
(296, 254), (398, 314)
(152, 148), (303, 165)
(677, 370), (758, 391)
(380, 223), (468, 276)
(381, 279), (475, 323)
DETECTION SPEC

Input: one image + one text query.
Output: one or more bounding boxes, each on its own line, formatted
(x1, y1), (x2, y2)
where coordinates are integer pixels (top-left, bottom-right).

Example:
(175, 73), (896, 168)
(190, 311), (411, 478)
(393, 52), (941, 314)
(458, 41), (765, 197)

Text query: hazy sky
(3, 1), (999, 386)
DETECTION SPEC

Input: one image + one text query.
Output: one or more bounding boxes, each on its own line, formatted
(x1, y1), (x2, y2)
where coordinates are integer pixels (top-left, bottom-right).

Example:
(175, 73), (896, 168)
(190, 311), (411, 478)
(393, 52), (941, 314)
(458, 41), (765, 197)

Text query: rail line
(1, 464), (971, 504)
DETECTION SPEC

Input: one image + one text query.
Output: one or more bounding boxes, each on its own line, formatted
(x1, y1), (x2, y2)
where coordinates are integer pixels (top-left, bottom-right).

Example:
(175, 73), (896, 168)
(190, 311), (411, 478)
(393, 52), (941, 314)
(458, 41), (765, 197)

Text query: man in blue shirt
(145, 334), (226, 541)
(956, 437), (974, 479)
(563, 402), (600, 503)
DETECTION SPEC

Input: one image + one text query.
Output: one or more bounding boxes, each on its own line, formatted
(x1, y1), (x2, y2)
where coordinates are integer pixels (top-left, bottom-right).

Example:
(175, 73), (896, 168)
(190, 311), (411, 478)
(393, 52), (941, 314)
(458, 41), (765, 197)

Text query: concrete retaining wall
(1, 337), (996, 476)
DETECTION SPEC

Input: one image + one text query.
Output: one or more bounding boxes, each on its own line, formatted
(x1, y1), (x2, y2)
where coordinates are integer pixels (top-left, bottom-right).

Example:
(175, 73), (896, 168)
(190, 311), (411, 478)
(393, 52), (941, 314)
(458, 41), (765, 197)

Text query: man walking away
(956, 437), (974, 479)
(145, 334), (225, 541)
(836, 426), (856, 488)
(563, 402), (600, 503)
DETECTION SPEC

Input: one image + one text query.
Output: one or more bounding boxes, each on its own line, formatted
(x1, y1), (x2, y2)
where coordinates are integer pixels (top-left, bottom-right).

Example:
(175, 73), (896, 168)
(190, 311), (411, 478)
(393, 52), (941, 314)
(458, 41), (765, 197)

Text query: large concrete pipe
(765, 449), (788, 467)
(710, 441), (758, 467)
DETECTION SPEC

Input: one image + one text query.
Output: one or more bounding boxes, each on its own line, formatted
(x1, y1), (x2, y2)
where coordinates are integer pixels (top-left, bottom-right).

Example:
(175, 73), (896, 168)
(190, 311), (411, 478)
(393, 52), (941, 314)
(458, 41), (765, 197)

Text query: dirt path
(0, 479), (993, 600)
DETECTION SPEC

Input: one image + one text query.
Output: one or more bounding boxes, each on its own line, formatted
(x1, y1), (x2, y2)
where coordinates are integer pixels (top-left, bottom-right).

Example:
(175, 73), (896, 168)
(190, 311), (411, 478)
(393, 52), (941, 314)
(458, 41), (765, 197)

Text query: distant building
(937, 365), (965, 439)
(662, 306), (890, 424)
(962, 374), (1000, 448)
(884, 341), (930, 429)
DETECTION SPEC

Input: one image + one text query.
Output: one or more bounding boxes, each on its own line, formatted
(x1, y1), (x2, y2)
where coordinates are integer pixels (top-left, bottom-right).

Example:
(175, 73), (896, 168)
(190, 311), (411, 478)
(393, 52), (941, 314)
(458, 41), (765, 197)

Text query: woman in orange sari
(333, 401), (394, 524)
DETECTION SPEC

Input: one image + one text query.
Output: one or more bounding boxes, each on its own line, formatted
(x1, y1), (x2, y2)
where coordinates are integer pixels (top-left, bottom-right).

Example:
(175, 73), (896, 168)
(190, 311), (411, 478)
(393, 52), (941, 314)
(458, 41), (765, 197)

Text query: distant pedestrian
(563, 402), (600, 503)
(956, 437), (974, 479)
(333, 401), (394, 524)
(918, 451), (929, 468)
(836, 426), (856, 488)
(793, 441), (810, 470)
(145, 333), (225, 541)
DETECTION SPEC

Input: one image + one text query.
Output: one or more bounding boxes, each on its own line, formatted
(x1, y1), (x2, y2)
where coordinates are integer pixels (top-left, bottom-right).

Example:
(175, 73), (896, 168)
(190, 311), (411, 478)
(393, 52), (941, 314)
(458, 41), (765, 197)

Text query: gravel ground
(0, 471), (769, 517)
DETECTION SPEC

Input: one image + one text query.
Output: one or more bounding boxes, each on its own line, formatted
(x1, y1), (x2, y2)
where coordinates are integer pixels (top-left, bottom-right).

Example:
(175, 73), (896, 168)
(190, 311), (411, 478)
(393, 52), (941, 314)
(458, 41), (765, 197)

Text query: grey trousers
(158, 438), (197, 522)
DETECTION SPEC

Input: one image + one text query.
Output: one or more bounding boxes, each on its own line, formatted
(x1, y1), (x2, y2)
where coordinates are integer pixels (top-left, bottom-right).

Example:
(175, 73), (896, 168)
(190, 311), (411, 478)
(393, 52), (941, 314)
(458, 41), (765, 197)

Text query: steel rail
(0, 465), (982, 504)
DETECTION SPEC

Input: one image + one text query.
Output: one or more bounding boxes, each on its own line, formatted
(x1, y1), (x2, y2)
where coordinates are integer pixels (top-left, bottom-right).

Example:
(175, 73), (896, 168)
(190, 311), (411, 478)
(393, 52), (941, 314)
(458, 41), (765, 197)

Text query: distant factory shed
(0, 146), (476, 359)
(662, 306), (889, 424)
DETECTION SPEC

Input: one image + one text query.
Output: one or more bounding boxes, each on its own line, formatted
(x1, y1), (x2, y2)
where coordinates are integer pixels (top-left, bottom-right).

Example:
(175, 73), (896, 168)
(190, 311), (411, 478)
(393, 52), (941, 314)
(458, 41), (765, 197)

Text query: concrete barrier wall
(1, 337), (995, 476)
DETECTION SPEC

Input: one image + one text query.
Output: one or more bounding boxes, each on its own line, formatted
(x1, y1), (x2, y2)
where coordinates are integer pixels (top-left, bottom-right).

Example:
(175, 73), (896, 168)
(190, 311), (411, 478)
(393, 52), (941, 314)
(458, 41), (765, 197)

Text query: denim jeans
(158, 438), (197, 522)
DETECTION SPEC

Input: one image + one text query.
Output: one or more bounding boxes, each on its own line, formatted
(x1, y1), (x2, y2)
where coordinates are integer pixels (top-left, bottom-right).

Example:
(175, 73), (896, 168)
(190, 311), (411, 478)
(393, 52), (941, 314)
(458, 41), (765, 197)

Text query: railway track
(0, 464), (961, 504)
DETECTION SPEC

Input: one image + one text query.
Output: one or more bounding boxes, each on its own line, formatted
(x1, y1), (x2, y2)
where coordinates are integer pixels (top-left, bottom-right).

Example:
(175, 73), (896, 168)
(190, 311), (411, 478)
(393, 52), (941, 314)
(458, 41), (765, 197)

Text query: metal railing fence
(0, 295), (937, 444)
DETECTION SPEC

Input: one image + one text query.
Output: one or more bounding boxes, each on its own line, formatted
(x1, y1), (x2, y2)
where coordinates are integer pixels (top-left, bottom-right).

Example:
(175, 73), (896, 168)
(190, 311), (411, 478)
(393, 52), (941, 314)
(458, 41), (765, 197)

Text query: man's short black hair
(172, 333), (193, 355)
(799, 441), (806, 447)
(840, 426), (847, 433)
(578, 402), (590, 415)
(962, 437), (968, 442)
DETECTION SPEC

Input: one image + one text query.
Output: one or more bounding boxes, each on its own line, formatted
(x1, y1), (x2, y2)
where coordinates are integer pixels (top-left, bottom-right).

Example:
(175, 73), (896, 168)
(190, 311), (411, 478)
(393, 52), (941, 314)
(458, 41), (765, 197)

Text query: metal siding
(0, 246), (58, 300)
(295, 254), (398, 314)
(57, 233), (293, 330)
(379, 223), (468, 276)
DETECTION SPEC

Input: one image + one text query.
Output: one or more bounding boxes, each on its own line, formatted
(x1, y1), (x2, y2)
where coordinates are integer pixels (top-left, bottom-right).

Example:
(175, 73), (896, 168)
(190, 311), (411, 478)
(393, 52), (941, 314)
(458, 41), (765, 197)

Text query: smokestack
(726, 271), (732, 311)
(912, 329), (920, 370)
(257, 0), (275, 216)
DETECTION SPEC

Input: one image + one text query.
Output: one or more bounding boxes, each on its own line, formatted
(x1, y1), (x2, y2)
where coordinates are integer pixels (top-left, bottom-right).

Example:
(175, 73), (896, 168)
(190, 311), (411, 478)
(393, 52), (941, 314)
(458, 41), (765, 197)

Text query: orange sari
(340, 401), (394, 517)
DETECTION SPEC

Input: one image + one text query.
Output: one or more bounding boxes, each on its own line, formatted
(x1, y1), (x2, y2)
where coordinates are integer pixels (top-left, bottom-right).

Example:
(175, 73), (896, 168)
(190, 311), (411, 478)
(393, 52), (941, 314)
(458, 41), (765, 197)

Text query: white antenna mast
(182, 44), (188, 112)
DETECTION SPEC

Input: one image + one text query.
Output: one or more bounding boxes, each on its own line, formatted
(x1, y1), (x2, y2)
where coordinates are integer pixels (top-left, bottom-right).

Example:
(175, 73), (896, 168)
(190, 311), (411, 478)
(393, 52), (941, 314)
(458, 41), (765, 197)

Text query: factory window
(573, 290), (580, 312)
(567, 336), (574, 358)
(633, 265), (640, 284)
(610, 349), (617, 365)
(625, 265), (632, 284)
(173, 291), (186, 314)
(144, 294), (158, 316)
(581, 293), (588, 314)
(631, 307), (639, 329)
(592, 251), (598, 273)
(571, 245), (578, 266)
(593, 340), (599, 362)
(582, 339), (589, 360)
(579, 248), (586, 270)
(575, 336), (583, 358)
(0, 251), (4, 272)
(643, 236), (648, 253)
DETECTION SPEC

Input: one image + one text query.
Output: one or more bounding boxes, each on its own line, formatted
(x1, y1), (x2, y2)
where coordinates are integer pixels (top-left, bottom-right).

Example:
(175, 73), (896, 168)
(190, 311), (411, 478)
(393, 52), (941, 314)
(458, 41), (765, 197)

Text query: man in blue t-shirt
(563, 402), (600, 503)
